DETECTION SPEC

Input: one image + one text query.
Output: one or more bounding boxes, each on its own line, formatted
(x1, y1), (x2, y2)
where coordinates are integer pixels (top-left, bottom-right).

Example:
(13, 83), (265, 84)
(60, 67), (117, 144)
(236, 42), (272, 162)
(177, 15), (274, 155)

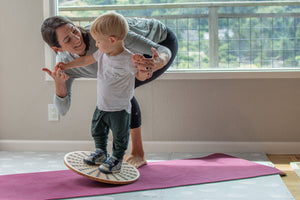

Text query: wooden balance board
(64, 151), (140, 185)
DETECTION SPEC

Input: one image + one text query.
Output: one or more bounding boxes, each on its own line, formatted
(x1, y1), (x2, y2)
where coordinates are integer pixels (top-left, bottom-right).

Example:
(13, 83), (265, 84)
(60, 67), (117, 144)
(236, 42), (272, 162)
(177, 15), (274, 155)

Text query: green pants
(91, 108), (131, 160)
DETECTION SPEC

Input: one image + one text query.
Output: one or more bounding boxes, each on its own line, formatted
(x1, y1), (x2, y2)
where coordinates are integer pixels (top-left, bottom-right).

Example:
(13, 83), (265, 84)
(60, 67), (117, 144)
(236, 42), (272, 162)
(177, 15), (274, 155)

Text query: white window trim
(44, 69), (300, 82)
(160, 69), (300, 80)
(43, 0), (57, 81)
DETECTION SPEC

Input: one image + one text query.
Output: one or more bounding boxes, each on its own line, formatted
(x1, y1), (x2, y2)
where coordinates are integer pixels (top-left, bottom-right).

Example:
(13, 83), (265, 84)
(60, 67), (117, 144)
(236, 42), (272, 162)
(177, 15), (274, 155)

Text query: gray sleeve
(53, 77), (74, 116)
(53, 52), (76, 116)
(53, 51), (76, 116)
(124, 31), (171, 59)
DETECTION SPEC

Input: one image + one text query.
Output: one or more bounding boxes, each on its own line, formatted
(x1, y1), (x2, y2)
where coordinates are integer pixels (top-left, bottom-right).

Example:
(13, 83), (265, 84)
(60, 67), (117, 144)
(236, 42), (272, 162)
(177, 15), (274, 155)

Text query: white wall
(1, 0), (300, 153)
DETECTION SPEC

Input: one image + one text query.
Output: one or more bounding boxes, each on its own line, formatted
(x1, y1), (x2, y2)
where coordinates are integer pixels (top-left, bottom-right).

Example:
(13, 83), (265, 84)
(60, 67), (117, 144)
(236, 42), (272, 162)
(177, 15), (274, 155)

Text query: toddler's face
(92, 33), (113, 54)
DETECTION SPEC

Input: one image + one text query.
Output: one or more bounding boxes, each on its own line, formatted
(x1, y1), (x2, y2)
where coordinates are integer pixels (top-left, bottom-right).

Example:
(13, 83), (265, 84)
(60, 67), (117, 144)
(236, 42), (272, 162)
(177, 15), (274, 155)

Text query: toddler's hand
(55, 62), (67, 70)
(132, 54), (144, 62)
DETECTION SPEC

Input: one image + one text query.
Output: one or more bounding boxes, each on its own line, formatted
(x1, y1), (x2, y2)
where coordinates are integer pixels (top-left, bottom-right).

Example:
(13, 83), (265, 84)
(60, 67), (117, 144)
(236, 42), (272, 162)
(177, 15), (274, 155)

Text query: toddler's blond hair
(90, 11), (128, 40)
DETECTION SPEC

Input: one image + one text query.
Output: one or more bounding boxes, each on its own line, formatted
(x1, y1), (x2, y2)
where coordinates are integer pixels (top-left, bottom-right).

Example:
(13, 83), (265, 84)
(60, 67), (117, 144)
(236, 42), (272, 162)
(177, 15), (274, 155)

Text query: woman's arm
(124, 31), (171, 73)
(42, 65), (69, 98)
(42, 66), (73, 116)
(53, 78), (74, 116)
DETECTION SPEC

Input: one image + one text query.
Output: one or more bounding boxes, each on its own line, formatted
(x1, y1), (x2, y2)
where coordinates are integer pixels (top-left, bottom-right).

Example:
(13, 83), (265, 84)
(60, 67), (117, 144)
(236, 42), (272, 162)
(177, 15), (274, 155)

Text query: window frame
(43, 0), (300, 80)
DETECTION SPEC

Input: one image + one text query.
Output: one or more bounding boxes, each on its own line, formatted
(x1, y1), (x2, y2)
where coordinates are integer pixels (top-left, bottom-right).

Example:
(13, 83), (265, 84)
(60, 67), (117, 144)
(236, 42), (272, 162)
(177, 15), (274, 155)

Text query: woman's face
(54, 24), (86, 56)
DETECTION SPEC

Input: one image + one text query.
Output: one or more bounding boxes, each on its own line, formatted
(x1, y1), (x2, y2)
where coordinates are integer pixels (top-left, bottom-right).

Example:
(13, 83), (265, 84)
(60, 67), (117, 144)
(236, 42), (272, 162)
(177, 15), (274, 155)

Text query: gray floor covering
(0, 151), (295, 200)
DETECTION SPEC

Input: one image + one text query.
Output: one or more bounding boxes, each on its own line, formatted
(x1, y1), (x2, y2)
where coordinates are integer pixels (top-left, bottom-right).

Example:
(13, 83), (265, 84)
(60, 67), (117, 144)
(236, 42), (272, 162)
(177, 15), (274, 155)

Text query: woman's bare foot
(125, 127), (147, 168)
(125, 154), (147, 168)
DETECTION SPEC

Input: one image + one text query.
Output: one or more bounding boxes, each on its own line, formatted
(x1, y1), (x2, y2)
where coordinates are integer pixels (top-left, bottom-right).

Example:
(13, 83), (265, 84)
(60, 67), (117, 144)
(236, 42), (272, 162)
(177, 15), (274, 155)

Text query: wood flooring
(267, 155), (300, 200)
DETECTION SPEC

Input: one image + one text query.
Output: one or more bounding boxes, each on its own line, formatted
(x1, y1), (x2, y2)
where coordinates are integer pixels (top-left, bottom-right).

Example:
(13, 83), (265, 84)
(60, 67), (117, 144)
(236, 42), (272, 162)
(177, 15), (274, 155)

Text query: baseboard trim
(0, 140), (299, 154)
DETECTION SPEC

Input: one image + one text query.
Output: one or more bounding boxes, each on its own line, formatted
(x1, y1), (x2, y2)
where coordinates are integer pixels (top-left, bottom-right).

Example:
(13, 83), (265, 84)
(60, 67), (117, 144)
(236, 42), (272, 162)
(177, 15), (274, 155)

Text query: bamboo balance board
(64, 151), (140, 184)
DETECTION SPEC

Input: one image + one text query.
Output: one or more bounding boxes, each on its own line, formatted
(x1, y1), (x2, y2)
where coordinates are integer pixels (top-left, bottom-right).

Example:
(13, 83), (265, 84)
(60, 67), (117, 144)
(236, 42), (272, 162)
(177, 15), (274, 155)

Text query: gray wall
(1, 0), (300, 151)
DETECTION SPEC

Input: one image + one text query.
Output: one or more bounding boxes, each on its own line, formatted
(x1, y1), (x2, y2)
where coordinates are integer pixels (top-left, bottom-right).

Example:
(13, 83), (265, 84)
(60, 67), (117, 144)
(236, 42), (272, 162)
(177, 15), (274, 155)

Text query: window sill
(46, 69), (300, 81)
(159, 69), (300, 80)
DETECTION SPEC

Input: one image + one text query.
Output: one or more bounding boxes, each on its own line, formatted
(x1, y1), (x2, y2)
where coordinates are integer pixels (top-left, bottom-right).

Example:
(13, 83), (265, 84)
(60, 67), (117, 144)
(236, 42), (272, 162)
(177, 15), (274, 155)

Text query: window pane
(57, 0), (300, 70)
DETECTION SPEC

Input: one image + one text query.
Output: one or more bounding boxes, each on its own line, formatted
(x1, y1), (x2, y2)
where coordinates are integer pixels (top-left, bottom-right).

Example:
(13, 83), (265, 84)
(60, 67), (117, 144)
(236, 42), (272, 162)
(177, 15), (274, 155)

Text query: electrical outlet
(48, 104), (59, 121)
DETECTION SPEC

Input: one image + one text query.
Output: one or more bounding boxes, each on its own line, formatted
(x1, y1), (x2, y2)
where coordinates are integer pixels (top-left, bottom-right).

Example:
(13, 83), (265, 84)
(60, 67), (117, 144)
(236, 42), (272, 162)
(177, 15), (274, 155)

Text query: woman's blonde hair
(90, 11), (128, 40)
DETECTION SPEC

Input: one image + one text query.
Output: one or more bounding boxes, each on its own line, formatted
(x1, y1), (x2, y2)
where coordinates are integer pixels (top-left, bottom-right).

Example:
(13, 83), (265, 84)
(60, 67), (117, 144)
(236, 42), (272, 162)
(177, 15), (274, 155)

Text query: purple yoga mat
(0, 153), (284, 200)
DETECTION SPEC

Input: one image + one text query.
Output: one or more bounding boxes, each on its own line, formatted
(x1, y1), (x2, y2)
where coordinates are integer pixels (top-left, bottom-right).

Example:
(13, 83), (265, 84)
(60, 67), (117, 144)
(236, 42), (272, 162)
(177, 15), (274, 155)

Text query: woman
(41, 16), (178, 168)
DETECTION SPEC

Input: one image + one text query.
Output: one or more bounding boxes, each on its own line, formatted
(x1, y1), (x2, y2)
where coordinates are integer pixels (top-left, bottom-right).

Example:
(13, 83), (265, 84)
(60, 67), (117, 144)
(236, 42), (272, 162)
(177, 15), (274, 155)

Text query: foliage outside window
(58, 0), (300, 71)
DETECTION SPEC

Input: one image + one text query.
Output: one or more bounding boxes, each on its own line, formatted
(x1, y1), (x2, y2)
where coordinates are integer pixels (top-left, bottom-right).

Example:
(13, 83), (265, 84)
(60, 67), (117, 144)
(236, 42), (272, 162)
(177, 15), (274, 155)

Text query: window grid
(219, 16), (300, 69)
(58, 3), (300, 70)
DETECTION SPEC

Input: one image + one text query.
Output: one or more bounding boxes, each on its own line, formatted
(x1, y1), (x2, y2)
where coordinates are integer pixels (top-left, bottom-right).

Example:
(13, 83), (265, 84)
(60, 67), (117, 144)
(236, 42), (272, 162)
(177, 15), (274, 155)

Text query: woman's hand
(42, 64), (69, 98)
(42, 64), (69, 83)
(133, 53), (153, 80)
(133, 48), (169, 80)
(133, 48), (169, 72)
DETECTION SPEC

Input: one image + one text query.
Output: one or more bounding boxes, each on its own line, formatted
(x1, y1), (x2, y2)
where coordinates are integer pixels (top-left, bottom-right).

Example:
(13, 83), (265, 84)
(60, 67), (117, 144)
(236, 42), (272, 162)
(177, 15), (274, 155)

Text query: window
(46, 0), (300, 79)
